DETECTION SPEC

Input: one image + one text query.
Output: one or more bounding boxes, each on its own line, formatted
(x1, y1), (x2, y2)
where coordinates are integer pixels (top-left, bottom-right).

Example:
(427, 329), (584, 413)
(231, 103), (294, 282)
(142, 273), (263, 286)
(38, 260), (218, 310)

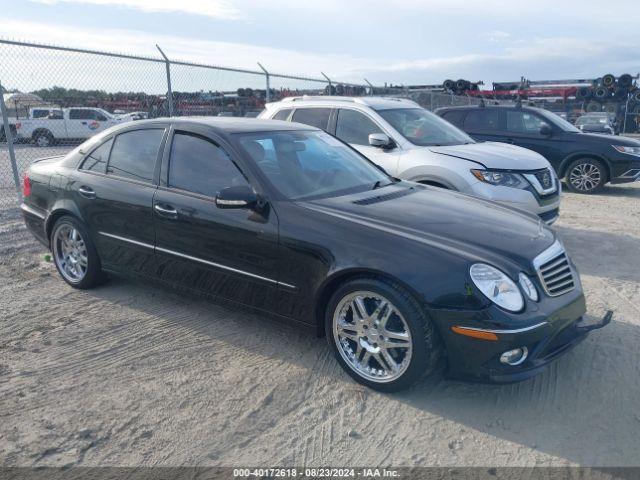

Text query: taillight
(23, 174), (32, 197)
(15, 122), (21, 130)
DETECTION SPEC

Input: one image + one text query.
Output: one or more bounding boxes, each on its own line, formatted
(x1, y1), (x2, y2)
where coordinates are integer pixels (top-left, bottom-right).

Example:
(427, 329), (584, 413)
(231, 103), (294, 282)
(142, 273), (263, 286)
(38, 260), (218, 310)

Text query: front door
(334, 108), (400, 176)
(153, 128), (280, 311)
(72, 126), (167, 275)
(501, 110), (566, 169)
(67, 109), (110, 139)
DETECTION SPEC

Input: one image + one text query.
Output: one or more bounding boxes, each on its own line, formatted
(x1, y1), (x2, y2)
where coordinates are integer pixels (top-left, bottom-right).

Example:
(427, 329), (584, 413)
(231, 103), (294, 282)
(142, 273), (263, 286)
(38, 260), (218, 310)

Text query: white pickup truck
(15, 107), (124, 147)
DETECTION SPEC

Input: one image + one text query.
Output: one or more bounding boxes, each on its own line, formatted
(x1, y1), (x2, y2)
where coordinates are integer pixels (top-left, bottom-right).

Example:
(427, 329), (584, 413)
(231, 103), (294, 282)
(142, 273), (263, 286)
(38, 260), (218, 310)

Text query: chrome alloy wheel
(333, 291), (413, 383)
(53, 224), (88, 283)
(569, 163), (602, 192)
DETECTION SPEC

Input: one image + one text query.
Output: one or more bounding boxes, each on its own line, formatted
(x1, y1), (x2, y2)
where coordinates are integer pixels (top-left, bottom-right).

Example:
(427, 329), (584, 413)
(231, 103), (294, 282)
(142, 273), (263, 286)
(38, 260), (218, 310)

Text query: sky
(1, 0), (639, 89)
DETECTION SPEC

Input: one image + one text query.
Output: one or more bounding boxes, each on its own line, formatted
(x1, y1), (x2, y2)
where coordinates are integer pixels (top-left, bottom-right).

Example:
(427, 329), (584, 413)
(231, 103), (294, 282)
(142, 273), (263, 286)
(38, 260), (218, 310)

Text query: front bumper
(432, 289), (611, 383)
(464, 181), (561, 225)
(487, 311), (612, 383)
(610, 167), (640, 184)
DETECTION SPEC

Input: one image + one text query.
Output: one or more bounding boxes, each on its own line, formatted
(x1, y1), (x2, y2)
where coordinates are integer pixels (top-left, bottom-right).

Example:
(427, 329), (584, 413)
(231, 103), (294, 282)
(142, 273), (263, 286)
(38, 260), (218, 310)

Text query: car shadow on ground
(84, 275), (640, 467)
(555, 225), (639, 282)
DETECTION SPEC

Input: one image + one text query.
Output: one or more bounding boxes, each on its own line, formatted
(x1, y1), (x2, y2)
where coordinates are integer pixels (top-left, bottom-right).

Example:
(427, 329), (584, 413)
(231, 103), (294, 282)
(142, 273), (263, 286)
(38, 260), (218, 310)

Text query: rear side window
(464, 109), (499, 130)
(441, 110), (465, 127)
(69, 109), (94, 120)
(80, 138), (113, 173)
(107, 129), (164, 182)
(291, 108), (331, 130)
(271, 108), (292, 121)
(335, 109), (383, 146)
(168, 132), (247, 197)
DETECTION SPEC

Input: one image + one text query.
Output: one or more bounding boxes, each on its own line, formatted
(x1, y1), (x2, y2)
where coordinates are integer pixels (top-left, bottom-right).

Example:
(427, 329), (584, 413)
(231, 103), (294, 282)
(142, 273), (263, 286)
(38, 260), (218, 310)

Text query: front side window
(291, 108), (331, 130)
(168, 132), (247, 197)
(107, 129), (164, 182)
(80, 138), (113, 173)
(441, 110), (465, 127)
(335, 109), (384, 146)
(237, 130), (391, 201)
(271, 108), (292, 121)
(377, 108), (475, 146)
(506, 111), (551, 134)
(463, 109), (500, 131)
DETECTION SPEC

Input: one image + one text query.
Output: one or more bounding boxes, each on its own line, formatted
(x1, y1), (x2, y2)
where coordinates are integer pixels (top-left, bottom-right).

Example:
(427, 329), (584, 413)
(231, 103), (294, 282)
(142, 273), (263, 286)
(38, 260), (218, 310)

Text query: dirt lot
(0, 181), (639, 468)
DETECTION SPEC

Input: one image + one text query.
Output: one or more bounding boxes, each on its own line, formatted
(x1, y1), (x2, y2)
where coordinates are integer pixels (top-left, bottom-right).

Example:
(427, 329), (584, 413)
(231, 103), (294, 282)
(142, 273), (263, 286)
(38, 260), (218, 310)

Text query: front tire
(51, 216), (106, 289)
(565, 158), (607, 194)
(34, 131), (54, 147)
(326, 277), (442, 392)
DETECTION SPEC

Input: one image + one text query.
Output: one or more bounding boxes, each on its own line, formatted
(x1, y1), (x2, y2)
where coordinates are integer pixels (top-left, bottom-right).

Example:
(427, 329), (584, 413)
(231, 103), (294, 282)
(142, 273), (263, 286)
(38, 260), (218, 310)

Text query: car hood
(302, 183), (555, 270)
(575, 132), (640, 145)
(427, 141), (550, 170)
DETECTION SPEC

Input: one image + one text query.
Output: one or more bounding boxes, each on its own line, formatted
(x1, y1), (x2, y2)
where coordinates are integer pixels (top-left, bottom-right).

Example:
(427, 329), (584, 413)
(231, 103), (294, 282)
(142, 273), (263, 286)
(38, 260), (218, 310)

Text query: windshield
(537, 109), (581, 132)
(376, 108), (475, 146)
(236, 130), (392, 201)
(576, 116), (607, 125)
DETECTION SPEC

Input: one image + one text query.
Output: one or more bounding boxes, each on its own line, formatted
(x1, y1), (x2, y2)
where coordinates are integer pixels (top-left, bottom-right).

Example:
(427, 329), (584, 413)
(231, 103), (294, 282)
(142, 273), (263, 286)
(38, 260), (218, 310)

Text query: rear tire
(325, 277), (443, 392)
(50, 216), (107, 289)
(565, 158), (607, 194)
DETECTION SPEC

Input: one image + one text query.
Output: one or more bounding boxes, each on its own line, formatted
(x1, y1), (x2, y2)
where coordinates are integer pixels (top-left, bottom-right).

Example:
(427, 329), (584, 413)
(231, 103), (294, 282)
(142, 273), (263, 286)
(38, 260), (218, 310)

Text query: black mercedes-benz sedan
(20, 117), (610, 391)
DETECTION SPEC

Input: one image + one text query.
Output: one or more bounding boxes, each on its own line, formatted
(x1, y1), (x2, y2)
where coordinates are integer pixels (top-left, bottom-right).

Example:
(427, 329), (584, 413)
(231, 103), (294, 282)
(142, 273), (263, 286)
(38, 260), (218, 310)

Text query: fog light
(500, 347), (528, 366)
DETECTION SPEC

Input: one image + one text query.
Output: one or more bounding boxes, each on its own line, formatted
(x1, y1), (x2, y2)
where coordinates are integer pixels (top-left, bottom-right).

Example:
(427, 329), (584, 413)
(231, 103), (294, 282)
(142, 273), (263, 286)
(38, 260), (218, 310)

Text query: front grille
(535, 246), (576, 297)
(523, 168), (557, 197)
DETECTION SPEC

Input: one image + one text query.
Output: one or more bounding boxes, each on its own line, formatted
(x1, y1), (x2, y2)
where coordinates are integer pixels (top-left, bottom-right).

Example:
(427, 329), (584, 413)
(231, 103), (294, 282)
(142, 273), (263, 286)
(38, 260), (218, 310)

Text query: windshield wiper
(372, 180), (382, 190)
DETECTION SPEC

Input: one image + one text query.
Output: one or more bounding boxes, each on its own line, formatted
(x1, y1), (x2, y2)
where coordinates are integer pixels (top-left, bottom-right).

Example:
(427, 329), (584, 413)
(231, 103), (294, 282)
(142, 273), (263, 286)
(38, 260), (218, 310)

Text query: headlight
(470, 169), (528, 189)
(470, 264), (524, 312)
(613, 145), (640, 157)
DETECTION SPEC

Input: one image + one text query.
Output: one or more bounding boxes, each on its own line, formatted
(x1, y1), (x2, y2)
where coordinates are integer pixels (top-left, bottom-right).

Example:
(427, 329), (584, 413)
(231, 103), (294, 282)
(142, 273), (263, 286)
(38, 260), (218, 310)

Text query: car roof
(436, 104), (548, 114)
(265, 96), (420, 111)
(119, 116), (317, 134)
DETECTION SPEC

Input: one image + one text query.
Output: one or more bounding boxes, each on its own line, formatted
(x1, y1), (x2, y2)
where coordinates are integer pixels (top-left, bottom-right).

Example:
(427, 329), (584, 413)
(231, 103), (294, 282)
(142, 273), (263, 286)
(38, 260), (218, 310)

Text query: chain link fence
(0, 39), (371, 212)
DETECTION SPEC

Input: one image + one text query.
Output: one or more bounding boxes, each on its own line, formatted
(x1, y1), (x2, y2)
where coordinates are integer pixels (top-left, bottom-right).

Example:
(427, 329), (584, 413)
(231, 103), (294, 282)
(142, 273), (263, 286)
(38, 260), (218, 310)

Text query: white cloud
(1, 18), (638, 90)
(480, 30), (511, 42)
(29, 0), (244, 20)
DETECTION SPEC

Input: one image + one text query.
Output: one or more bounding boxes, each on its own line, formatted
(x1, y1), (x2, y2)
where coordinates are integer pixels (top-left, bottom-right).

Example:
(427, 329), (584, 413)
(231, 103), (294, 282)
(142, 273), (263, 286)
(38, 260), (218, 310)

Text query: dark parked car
(21, 118), (609, 391)
(575, 114), (615, 135)
(437, 105), (640, 193)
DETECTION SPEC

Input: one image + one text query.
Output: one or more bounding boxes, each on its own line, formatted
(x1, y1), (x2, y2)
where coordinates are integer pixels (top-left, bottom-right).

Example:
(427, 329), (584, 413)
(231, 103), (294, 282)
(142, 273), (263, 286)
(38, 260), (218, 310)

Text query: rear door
(334, 108), (400, 175)
(152, 126), (280, 311)
(462, 108), (504, 142)
(73, 125), (167, 275)
(290, 108), (332, 131)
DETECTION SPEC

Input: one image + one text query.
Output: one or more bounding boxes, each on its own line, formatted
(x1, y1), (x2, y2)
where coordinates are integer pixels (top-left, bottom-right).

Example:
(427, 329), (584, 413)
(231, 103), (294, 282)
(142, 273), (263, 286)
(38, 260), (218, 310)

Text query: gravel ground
(0, 180), (639, 468)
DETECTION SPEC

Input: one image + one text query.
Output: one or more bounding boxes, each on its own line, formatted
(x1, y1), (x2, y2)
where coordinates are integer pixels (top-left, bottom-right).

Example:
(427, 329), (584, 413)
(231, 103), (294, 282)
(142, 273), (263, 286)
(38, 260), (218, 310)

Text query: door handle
(81, 121), (87, 125)
(154, 204), (178, 218)
(78, 186), (96, 199)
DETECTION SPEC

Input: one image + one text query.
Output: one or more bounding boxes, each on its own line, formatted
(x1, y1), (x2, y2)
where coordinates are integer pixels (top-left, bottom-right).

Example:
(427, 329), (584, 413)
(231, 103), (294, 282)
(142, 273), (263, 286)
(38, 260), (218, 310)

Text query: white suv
(259, 96), (561, 224)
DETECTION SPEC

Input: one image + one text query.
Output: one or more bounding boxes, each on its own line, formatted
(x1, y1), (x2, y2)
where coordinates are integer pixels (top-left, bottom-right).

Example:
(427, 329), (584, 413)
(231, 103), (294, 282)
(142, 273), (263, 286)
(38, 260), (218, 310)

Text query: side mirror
(369, 133), (394, 149)
(539, 125), (553, 136)
(215, 185), (259, 209)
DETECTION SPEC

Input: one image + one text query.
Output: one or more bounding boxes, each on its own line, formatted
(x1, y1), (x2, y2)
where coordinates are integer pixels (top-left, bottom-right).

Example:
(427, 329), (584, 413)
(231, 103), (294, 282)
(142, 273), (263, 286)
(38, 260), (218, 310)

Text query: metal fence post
(364, 79), (374, 96)
(321, 72), (332, 95)
(258, 63), (270, 102)
(0, 83), (23, 204)
(156, 45), (174, 117)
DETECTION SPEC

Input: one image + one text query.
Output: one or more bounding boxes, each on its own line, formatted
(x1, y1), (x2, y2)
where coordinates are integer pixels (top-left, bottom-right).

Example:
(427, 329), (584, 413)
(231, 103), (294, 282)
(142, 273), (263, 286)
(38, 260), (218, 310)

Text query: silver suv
(260, 96), (561, 224)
